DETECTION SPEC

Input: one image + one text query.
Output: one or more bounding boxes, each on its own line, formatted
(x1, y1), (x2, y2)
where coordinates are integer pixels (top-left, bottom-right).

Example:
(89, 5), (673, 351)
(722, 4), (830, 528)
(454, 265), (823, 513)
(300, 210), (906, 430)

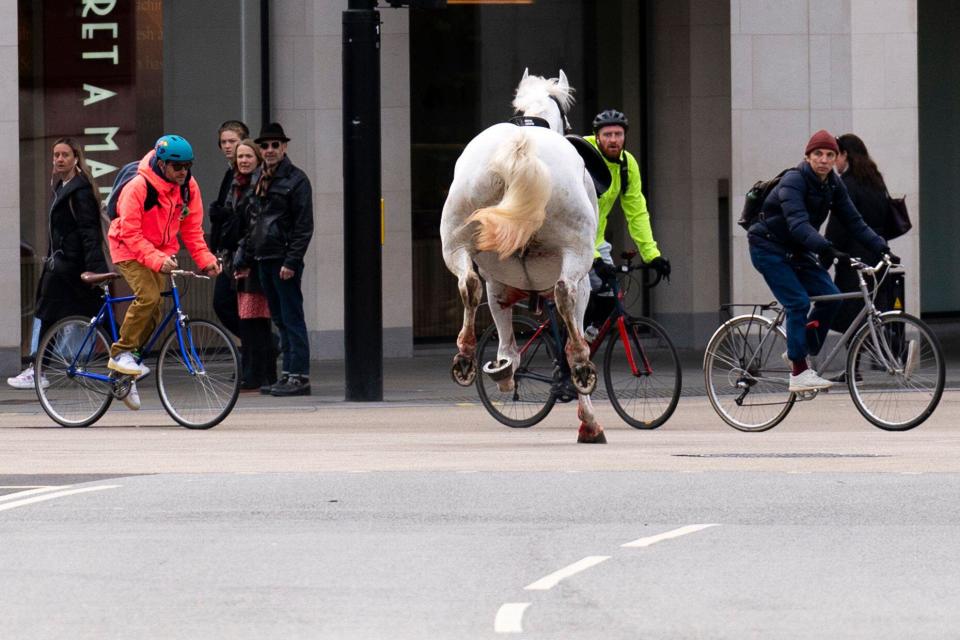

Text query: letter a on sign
(83, 84), (117, 106)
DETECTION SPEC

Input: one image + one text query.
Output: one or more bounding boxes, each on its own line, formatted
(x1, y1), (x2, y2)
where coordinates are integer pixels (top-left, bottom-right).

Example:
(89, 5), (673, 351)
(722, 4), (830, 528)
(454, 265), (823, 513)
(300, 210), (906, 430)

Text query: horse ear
(557, 70), (569, 93)
(522, 67), (529, 81)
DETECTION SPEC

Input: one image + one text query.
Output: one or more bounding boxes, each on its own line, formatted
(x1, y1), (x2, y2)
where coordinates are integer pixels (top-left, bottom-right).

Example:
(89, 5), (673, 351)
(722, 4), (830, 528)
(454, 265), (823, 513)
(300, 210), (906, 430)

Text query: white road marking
(0, 485), (120, 513)
(524, 555), (610, 591)
(0, 486), (69, 503)
(621, 523), (720, 548)
(0, 486), (56, 489)
(494, 602), (530, 633)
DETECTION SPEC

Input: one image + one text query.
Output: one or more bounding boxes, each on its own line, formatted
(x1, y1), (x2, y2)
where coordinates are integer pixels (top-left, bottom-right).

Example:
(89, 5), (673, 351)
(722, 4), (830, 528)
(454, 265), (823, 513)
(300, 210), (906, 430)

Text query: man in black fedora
(235, 122), (314, 396)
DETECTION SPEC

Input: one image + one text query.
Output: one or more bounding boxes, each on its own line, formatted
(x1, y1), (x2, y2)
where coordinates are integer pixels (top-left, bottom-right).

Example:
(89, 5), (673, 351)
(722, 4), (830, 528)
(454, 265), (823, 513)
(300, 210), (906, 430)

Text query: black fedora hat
(255, 122), (291, 143)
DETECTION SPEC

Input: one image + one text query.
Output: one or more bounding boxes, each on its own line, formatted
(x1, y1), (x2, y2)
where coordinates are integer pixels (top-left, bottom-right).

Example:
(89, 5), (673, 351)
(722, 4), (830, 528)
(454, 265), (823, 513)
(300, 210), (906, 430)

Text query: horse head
(512, 68), (574, 136)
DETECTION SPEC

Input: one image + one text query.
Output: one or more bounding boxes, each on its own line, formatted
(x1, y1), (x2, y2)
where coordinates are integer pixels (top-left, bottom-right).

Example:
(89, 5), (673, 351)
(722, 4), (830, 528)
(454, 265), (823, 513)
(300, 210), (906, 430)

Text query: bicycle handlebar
(849, 254), (903, 276)
(170, 269), (211, 280)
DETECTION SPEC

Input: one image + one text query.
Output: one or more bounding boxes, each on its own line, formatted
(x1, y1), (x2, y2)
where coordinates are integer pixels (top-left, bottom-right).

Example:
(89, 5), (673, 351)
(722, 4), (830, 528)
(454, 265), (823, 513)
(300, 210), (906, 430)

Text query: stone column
(731, 0), (919, 312)
(1, 3), (20, 372)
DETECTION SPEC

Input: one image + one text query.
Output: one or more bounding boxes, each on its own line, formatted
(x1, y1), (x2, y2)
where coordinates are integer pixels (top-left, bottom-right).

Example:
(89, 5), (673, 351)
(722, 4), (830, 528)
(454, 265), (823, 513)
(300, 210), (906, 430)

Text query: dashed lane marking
(0, 485), (120, 513)
(523, 555), (611, 591)
(0, 486), (66, 503)
(621, 523), (719, 548)
(494, 603), (531, 633)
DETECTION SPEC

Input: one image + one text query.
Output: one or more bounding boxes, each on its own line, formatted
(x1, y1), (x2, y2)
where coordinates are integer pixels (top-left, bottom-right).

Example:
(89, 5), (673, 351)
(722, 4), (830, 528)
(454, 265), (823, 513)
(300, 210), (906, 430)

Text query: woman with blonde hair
(8, 137), (108, 389)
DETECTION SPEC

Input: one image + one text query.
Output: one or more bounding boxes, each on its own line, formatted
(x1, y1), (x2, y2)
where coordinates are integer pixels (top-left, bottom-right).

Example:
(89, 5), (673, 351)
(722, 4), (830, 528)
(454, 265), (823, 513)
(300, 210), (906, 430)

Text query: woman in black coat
(825, 133), (897, 332)
(8, 138), (108, 389)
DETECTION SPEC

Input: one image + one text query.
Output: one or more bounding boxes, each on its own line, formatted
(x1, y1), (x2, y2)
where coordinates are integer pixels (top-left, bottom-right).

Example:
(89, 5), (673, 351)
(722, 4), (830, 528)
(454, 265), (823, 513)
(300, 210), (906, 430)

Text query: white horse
(440, 69), (606, 443)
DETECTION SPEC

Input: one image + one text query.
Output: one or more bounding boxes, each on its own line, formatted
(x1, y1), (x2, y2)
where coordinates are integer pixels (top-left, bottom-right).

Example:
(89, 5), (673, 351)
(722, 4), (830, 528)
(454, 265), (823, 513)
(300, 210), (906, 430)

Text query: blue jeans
(750, 245), (840, 362)
(257, 258), (310, 376)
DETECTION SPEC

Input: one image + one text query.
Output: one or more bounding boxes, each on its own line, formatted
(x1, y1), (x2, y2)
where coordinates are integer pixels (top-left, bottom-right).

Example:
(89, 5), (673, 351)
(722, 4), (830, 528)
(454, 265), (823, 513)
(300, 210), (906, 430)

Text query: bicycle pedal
(795, 389), (819, 401)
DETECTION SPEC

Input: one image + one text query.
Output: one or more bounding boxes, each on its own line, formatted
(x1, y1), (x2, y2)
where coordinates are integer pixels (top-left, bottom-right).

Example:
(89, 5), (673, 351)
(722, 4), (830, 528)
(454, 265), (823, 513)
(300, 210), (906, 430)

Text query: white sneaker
(903, 339), (919, 378)
(122, 381), (141, 411)
(7, 365), (49, 390)
(135, 362), (150, 380)
(789, 368), (834, 392)
(108, 351), (142, 376)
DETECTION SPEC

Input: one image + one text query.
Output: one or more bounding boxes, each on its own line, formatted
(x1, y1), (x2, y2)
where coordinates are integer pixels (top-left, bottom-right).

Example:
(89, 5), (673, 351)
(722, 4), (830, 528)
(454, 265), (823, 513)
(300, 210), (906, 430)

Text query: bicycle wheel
(35, 316), (113, 427)
(847, 312), (945, 431)
(157, 319), (240, 429)
(475, 314), (558, 428)
(703, 314), (795, 432)
(603, 316), (681, 429)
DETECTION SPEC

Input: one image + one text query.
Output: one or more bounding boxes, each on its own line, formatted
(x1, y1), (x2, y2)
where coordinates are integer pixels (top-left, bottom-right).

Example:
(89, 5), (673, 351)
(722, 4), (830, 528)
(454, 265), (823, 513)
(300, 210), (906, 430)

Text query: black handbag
(884, 190), (912, 240)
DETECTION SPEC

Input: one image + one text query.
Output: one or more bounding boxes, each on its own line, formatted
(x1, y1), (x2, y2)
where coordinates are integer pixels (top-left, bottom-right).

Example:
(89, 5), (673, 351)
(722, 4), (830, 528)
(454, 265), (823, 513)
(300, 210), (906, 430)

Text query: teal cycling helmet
(155, 134), (194, 162)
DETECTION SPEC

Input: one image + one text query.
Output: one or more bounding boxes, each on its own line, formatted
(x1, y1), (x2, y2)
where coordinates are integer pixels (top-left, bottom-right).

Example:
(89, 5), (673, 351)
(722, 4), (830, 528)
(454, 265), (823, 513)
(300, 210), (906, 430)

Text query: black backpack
(737, 168), (793, 230)
(104, 161), (190, 220)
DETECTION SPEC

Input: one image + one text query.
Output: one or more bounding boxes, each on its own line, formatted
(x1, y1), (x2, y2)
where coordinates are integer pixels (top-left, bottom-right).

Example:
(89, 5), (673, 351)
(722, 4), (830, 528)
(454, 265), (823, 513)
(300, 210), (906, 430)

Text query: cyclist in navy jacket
(747, 129), (898, 392)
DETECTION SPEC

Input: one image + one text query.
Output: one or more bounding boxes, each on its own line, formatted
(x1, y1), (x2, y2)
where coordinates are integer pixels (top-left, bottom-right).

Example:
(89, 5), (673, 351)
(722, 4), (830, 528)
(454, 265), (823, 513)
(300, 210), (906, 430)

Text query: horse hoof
(482, 358), (513, 382)
(571, 361), (598, 395)
(577, 426), (607, 444)
(450, 355), (476, 387)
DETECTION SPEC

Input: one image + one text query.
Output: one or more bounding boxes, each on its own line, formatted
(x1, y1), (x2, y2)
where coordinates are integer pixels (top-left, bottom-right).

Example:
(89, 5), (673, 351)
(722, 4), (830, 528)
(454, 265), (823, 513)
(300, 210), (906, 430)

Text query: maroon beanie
(805, 129), (839, 155)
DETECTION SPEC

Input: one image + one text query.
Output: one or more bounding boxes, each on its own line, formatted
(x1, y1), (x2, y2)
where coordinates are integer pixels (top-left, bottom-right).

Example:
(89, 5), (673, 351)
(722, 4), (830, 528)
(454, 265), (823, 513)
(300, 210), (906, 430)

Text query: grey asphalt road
(1, 361), (959, 638)
(0, 472), (958, 639)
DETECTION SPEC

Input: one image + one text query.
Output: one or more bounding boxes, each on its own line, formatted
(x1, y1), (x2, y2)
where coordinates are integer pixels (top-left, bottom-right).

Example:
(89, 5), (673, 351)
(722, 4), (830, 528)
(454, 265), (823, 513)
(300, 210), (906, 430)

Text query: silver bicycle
(704, 257), (944, 432)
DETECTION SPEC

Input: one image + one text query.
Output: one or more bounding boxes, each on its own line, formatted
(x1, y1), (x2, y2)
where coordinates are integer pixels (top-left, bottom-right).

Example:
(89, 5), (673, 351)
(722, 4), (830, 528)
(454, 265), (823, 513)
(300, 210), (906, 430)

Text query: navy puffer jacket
(748, 161), (887, 259)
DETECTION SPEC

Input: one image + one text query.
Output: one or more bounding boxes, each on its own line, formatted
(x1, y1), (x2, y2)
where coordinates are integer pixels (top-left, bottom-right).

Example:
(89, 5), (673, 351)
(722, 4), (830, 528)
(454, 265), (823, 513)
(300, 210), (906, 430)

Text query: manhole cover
(674, 453), (891, 459)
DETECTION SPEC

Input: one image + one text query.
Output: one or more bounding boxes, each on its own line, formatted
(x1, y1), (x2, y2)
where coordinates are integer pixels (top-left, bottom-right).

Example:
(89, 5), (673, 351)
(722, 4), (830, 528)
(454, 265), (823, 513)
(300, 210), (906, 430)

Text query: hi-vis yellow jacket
(584, 135), (660, 263)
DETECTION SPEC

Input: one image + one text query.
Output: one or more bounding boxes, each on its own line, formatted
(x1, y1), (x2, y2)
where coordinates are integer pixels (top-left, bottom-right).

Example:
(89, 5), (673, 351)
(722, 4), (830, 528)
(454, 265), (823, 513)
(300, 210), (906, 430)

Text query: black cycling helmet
(592, 109), (629, 133)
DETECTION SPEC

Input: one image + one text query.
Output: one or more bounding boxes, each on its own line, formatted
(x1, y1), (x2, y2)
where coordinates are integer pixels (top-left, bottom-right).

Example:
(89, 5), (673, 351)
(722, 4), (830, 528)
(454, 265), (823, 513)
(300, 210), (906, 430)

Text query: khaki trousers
(111, 260), (166, 357)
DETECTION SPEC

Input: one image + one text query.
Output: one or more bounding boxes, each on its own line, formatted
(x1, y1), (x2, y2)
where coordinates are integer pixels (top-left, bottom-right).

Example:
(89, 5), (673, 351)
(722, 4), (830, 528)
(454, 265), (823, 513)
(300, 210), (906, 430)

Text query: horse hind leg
(576, 394), (606, 444)
(554, 277), (598, 396)
(450, 253), (483, 387)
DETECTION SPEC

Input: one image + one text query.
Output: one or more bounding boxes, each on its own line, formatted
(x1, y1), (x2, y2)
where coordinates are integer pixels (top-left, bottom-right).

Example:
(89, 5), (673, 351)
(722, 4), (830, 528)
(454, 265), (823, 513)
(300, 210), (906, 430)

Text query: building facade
(4, 0), (950, 375)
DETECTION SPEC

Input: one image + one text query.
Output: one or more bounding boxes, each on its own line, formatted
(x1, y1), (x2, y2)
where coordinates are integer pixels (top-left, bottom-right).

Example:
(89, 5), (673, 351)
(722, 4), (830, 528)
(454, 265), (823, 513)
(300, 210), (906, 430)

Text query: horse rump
(467, 130), (551, 260)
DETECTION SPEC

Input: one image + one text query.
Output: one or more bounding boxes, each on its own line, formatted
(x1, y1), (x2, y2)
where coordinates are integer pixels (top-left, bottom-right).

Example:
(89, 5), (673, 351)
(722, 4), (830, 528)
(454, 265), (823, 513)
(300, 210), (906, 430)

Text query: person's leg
(273, 266), (309, 377)
(258, 259), (289, 376)
(213, 272), (241, 338)
(750, 247), (811, 363)
(796, 261), (841, 356)
(111, 261), (164, 360)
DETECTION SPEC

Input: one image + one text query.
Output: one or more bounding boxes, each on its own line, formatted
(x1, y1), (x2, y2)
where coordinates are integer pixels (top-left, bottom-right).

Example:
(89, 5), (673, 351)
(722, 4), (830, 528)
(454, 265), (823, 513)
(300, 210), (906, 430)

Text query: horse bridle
(508, 95), (572, 134)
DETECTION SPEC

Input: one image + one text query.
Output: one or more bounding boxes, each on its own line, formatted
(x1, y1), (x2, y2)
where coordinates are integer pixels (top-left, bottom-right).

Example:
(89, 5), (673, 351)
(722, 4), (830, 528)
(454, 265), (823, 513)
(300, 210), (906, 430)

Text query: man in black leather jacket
(236, 122), (314, 397)
(748, 129), (898, 393)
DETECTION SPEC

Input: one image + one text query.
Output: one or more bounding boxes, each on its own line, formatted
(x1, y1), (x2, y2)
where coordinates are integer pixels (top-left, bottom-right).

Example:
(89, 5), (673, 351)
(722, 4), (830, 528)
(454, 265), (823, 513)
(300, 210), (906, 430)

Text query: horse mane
(512, 74), (575, 115)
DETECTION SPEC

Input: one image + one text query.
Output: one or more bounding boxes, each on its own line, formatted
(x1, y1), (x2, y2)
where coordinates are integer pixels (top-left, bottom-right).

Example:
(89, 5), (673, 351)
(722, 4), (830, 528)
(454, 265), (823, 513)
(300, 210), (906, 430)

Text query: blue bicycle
(34, 270), (240, 429)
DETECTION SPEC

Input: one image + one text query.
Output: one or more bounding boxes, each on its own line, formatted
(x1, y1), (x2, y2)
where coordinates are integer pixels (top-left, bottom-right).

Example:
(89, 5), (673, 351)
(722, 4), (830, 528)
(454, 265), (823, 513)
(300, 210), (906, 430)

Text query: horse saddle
(564, 135), (612, 197)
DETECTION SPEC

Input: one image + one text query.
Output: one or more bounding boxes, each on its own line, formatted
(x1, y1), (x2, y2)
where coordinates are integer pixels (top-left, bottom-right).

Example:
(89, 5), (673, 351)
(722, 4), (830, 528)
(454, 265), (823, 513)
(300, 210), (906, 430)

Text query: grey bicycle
(703, 257), (944, 432)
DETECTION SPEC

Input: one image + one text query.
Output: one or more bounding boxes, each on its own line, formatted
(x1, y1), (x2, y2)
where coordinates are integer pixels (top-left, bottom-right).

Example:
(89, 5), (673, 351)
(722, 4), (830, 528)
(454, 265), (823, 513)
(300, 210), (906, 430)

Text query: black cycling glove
(592, 258), (617, 280)
(818, 246), (851, 267)
(649, 256), (671, 280)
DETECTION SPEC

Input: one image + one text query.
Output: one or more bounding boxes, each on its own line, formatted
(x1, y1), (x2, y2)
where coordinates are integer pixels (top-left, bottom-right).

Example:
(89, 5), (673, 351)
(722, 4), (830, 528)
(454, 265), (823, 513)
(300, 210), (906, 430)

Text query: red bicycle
(475, 252), (681, 428)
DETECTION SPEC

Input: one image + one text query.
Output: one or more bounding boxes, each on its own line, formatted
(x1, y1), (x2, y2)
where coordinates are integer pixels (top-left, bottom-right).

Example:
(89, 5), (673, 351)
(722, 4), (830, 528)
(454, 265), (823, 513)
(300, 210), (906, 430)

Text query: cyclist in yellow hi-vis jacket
(584, 109), (670, 287)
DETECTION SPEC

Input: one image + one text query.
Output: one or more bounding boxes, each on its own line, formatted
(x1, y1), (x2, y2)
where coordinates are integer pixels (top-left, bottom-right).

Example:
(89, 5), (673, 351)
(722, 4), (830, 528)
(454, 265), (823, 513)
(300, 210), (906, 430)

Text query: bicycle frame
(731, 260), (906, 387)
(64, 273), (207, 385)
(514, 271), (651, 382)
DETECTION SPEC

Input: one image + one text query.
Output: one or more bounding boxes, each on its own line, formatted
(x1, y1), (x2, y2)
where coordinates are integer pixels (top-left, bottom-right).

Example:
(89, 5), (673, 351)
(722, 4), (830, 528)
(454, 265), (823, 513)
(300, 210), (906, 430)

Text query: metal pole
(343, 0), (383, 400)
(260, 0), (271, 125)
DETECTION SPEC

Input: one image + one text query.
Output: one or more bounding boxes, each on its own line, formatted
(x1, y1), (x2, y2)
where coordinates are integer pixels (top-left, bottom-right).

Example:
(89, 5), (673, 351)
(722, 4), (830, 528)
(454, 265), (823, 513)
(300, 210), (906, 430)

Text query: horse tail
(467, 130), (551, 260)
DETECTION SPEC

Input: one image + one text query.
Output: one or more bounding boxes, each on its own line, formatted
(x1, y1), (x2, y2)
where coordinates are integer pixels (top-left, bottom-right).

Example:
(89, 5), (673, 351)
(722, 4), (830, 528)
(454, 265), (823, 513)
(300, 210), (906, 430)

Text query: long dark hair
(837, 133), (886, 193)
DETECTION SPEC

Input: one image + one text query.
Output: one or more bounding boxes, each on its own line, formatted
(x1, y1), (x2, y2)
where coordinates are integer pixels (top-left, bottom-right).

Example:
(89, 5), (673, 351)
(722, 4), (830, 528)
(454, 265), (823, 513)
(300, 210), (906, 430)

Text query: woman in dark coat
(230, 139), (277, 390)
(825, 133), (897, 333)
(8, 138), (107, 389)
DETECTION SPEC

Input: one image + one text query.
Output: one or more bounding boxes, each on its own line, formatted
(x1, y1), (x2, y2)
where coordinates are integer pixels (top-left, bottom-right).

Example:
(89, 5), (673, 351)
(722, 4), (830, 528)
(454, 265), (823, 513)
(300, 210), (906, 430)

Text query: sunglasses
(168, 161), (193, 171)
(259, 141), (283, 150)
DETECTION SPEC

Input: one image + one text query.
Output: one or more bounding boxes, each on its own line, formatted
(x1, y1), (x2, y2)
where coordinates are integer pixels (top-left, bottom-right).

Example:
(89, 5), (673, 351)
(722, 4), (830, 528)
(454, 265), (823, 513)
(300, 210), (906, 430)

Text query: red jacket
(108, 150), (216, 272)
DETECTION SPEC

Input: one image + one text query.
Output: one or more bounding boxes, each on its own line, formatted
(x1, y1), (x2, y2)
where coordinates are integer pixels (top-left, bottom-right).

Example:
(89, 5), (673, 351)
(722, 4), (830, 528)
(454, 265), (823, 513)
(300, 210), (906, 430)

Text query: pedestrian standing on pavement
(230, 139), (277, 390)
(208, 120), (249, 339)
(8, 138), (108, 390)
(825, 133), (900, 333)
(235, 122), (314, 397)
